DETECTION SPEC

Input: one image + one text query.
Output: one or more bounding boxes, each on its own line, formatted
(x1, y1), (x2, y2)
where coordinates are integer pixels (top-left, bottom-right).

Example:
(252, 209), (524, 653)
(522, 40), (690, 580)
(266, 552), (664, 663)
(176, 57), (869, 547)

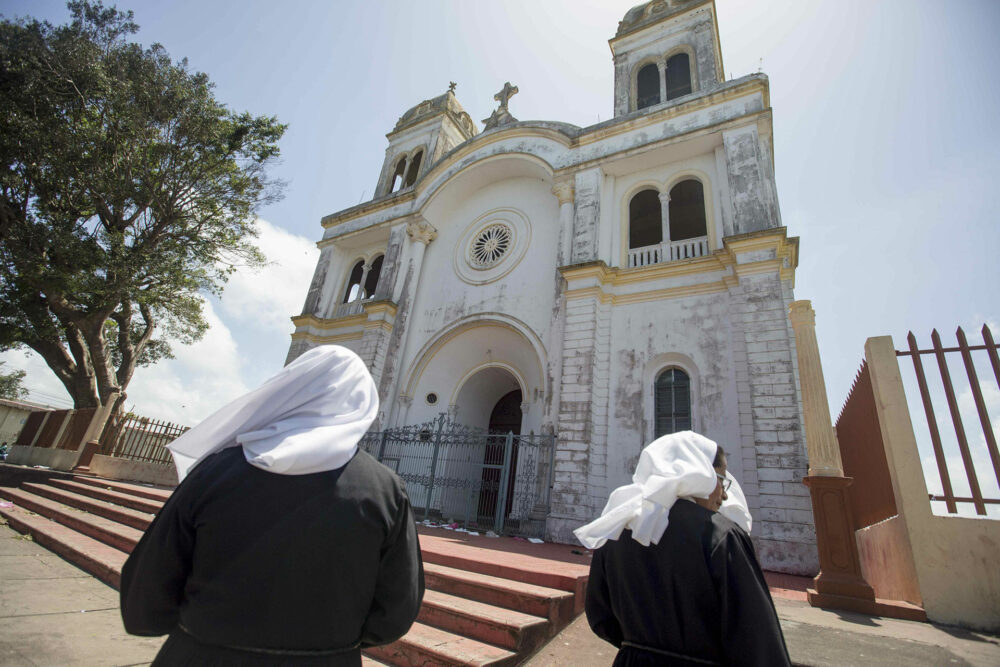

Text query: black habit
(120, 447), (424, 666)
(586, 499), (790, 666)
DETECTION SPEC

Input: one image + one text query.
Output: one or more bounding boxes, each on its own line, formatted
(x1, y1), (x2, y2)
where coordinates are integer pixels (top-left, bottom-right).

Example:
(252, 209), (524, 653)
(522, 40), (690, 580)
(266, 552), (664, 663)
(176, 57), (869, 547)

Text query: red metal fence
(14, 411), (47, 447)
(897, 326), (1000, 516)
(55, 408), (97, 450)
(835, 362), (897, 529)
(98, 413), (188, 465)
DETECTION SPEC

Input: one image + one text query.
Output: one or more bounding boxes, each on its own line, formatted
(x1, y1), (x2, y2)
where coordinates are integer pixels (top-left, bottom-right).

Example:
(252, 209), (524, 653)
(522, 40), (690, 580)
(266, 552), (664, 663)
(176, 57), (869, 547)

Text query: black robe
(586, 499), (790, 666)
(120, 447), (424, 666)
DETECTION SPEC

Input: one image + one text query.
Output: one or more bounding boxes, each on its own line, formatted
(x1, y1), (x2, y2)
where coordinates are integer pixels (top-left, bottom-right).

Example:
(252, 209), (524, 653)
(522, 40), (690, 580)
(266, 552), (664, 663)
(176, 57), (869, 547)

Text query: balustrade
(627, 235), (709, 268)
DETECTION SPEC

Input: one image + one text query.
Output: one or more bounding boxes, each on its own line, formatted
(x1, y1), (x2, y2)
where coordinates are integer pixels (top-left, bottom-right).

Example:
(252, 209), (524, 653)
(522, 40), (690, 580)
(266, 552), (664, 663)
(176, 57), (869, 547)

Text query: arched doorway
(479, 390), (522, 521)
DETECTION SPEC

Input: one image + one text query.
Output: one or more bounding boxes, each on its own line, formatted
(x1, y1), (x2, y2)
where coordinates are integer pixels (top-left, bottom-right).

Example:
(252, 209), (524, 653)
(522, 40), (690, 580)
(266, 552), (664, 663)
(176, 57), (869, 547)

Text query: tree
(0, 361), (27, 400)
(0, 2), (286, 421)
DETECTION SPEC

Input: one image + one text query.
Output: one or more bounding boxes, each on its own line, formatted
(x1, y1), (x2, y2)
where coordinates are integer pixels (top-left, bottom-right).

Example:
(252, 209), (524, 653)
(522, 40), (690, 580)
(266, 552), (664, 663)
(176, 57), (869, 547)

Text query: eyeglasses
(716, 473), (732, 492)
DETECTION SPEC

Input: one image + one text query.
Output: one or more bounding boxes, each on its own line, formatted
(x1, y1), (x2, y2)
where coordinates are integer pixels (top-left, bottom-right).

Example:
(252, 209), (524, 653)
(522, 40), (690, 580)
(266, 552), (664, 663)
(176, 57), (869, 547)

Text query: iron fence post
(377, 430), (389, 462)
(424, 414), (445, 521)
(494, 431), (514, 534)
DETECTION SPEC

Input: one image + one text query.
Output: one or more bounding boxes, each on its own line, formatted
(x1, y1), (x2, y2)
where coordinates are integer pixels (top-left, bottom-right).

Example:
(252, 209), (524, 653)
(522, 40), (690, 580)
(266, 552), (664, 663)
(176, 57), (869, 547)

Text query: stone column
(788, 300), (842, 477)
(658, 191), (671, 246)
(657, 58), (668, 105)
(357, 262), (371, 301)
(406, 217), (436, 278)
(380, 216), (437, 427)
(789, 299), (876, 613)
(552, 180), (575, 266)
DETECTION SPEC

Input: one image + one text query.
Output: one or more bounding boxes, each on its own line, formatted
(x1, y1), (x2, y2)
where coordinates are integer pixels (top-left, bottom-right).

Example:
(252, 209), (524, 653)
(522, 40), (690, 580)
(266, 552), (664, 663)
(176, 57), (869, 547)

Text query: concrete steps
(0, 467), (590, 666)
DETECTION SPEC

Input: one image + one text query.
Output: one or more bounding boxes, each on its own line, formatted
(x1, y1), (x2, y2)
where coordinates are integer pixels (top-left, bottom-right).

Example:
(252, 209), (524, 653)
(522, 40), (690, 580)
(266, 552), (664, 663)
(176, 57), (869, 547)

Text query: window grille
(655, 368), (692, 437)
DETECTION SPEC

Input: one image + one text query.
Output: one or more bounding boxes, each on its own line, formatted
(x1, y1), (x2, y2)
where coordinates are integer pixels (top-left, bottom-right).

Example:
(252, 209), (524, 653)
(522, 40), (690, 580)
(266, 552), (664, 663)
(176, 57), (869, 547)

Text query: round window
(453, 208), (531, 286)
(426, 392), (438, 405)
(469, 223), (512, 269)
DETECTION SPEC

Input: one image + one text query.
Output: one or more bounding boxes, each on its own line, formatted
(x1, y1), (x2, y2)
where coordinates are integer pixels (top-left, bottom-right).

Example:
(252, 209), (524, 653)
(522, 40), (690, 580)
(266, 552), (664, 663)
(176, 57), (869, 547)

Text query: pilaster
(548, 267), (612, 544)
(722, 124), (780, 236)
(725, 242), (817, 574)
(570, 168), (602, 264)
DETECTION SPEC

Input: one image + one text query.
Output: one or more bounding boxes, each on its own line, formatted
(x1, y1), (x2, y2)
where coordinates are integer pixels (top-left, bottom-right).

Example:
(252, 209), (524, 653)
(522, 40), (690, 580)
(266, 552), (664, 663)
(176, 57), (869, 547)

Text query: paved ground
(2, 521), (999, 666)
(0, 523), (160, 666)
(526, 595), (1000, 667)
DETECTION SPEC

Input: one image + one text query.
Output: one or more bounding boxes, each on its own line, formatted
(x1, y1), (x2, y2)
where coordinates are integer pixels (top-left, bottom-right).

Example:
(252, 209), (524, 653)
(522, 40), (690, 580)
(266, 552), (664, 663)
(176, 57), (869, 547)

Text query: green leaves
(0, 1), (285, 410)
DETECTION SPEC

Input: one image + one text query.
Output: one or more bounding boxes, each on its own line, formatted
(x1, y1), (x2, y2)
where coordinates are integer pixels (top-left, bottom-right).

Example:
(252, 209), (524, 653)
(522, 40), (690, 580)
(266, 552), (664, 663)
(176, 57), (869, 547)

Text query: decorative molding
(289, 331), (364, 345)
(406, 217), (438, 245)
(552, 180), (575, 205)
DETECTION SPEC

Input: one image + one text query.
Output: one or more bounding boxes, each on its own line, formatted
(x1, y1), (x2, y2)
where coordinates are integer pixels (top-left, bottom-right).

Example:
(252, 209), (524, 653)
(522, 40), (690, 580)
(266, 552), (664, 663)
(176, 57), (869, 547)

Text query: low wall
(7, 445), (80, 471)
(910, 515), (1000, 631)
(855, 515), (921, 606)
(88, 454), (178, 487)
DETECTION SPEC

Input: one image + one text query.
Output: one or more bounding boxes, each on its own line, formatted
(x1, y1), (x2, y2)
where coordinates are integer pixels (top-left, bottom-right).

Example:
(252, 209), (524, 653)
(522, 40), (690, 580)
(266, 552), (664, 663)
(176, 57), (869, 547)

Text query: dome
(616, 0), (704, 38)
(392, 90), (476, 137)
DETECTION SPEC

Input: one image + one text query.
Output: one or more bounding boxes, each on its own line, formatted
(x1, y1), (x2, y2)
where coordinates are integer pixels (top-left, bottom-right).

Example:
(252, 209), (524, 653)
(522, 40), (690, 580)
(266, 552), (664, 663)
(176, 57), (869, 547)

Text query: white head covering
(573, 431), (719, 550)
(168, 345), (379, 481)
(720, 471), (752, 533)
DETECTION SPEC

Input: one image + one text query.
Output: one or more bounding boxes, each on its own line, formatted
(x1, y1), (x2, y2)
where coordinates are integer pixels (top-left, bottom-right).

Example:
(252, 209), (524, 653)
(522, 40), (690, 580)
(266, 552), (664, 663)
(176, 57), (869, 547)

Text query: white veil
(167, 345), (379, 481)
(574, 431), (718, 549)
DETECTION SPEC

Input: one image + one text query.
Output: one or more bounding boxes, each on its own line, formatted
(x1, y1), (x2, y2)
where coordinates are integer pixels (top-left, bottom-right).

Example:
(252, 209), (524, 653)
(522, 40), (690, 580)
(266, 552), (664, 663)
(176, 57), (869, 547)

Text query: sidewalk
(526, 592), (1000, 667)
(2, 521), (998, 666)
(0, 523), (160, 666)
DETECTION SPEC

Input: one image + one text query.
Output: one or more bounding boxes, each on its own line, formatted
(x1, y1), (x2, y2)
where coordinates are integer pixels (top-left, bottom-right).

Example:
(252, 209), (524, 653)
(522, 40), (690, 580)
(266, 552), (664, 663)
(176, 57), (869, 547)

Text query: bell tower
(374, 86), (477, 199)
(610, 0), (725, 117)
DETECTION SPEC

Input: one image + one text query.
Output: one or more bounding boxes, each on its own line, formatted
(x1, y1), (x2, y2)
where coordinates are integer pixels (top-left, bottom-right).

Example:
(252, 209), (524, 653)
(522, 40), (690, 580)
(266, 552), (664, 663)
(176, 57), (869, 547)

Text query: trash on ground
(527, 537), (544, 544)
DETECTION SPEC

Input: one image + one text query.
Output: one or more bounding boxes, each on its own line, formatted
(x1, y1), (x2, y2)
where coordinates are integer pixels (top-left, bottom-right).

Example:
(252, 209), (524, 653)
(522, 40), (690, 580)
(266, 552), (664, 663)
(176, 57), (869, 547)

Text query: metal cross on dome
(494, 82), (518, 110)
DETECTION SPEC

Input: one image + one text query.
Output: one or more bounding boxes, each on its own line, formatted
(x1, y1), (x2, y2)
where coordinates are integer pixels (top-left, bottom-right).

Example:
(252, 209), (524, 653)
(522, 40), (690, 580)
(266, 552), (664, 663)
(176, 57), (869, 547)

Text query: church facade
(288, 0), (818, 574)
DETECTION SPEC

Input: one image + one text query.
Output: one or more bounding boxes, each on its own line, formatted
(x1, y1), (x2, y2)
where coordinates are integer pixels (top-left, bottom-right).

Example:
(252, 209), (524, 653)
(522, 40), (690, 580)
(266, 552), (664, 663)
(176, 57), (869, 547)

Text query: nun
(576, 431), (790, 666)
(120, 346), (424, 666)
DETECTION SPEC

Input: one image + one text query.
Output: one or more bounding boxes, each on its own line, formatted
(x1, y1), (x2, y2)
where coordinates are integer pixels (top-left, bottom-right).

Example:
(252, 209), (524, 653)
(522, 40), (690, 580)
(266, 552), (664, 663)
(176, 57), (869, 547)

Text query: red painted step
(424, 562), (575, 628)
(419, 533), (588, 610)
(72, 475), (175, 502)
(0, 503), (126, 589)
(20, 482), (154, 531)
(364, 621), (517, 667)
(0, 486), (143, 553)
(419, 589), (549, 652)
(45, 478), (164, 514)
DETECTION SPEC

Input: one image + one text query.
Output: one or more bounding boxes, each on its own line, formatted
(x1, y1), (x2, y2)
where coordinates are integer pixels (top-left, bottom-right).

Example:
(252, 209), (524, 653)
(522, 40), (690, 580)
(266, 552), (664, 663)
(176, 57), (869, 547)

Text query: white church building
(288, 0), (818, 575)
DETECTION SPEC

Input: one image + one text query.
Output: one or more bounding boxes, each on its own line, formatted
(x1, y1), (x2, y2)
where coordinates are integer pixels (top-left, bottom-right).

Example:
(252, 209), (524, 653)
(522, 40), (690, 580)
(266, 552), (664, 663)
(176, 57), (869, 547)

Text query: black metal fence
(359, 414), (556, 539)
(98, 413), (189, 465)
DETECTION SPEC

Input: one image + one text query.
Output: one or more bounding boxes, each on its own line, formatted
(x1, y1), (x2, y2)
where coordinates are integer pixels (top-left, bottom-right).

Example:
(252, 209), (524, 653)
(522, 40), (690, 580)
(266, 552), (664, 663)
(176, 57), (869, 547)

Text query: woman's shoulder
(345, 449), (409, 492)
(709, 511), (754, 553)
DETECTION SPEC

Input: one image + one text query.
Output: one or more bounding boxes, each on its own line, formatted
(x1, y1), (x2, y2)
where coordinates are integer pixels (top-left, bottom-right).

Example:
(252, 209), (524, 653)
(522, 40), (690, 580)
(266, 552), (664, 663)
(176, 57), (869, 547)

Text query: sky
(2, 0), (998, 512)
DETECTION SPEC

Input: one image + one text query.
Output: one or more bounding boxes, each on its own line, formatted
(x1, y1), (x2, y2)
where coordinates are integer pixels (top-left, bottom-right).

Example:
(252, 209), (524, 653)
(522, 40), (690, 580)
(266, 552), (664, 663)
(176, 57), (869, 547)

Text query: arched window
(341, 260), (365, 304)
(636, 63), (660, 110)
(654, 368), (691, 437)
(363, 254), (384, 298)
(404, 150), (423, 187)
(668, 179), (707, 241)
(390, 158), (407, 193)
(665, 53), (692, 101)
(629, 189), (662, 249)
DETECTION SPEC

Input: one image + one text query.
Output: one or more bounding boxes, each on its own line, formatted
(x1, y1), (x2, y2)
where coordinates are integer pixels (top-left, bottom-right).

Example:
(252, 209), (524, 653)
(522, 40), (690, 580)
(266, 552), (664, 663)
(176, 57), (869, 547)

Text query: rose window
(469, 223), (512, 268)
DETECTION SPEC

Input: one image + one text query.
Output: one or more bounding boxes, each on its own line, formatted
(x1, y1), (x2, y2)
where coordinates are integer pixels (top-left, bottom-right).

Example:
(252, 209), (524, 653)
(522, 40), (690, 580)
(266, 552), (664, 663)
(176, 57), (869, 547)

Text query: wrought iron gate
(358, 414), (556, 539)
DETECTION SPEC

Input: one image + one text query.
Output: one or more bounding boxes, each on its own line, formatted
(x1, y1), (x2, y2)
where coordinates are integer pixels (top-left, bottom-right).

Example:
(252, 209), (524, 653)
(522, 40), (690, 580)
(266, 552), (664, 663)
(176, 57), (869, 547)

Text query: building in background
(289, 0), (817, 574)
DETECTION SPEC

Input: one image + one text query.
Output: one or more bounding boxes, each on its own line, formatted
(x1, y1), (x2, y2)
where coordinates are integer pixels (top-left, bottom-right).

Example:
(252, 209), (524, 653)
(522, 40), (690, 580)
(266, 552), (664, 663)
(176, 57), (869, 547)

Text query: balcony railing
(333, 299), (369, 318)
(627, 236), (709, 268)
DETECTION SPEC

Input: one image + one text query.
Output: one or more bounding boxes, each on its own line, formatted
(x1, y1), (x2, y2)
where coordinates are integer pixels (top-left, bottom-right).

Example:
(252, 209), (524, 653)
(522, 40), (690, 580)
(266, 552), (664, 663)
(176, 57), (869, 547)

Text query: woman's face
(694, 457), (728, 512)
